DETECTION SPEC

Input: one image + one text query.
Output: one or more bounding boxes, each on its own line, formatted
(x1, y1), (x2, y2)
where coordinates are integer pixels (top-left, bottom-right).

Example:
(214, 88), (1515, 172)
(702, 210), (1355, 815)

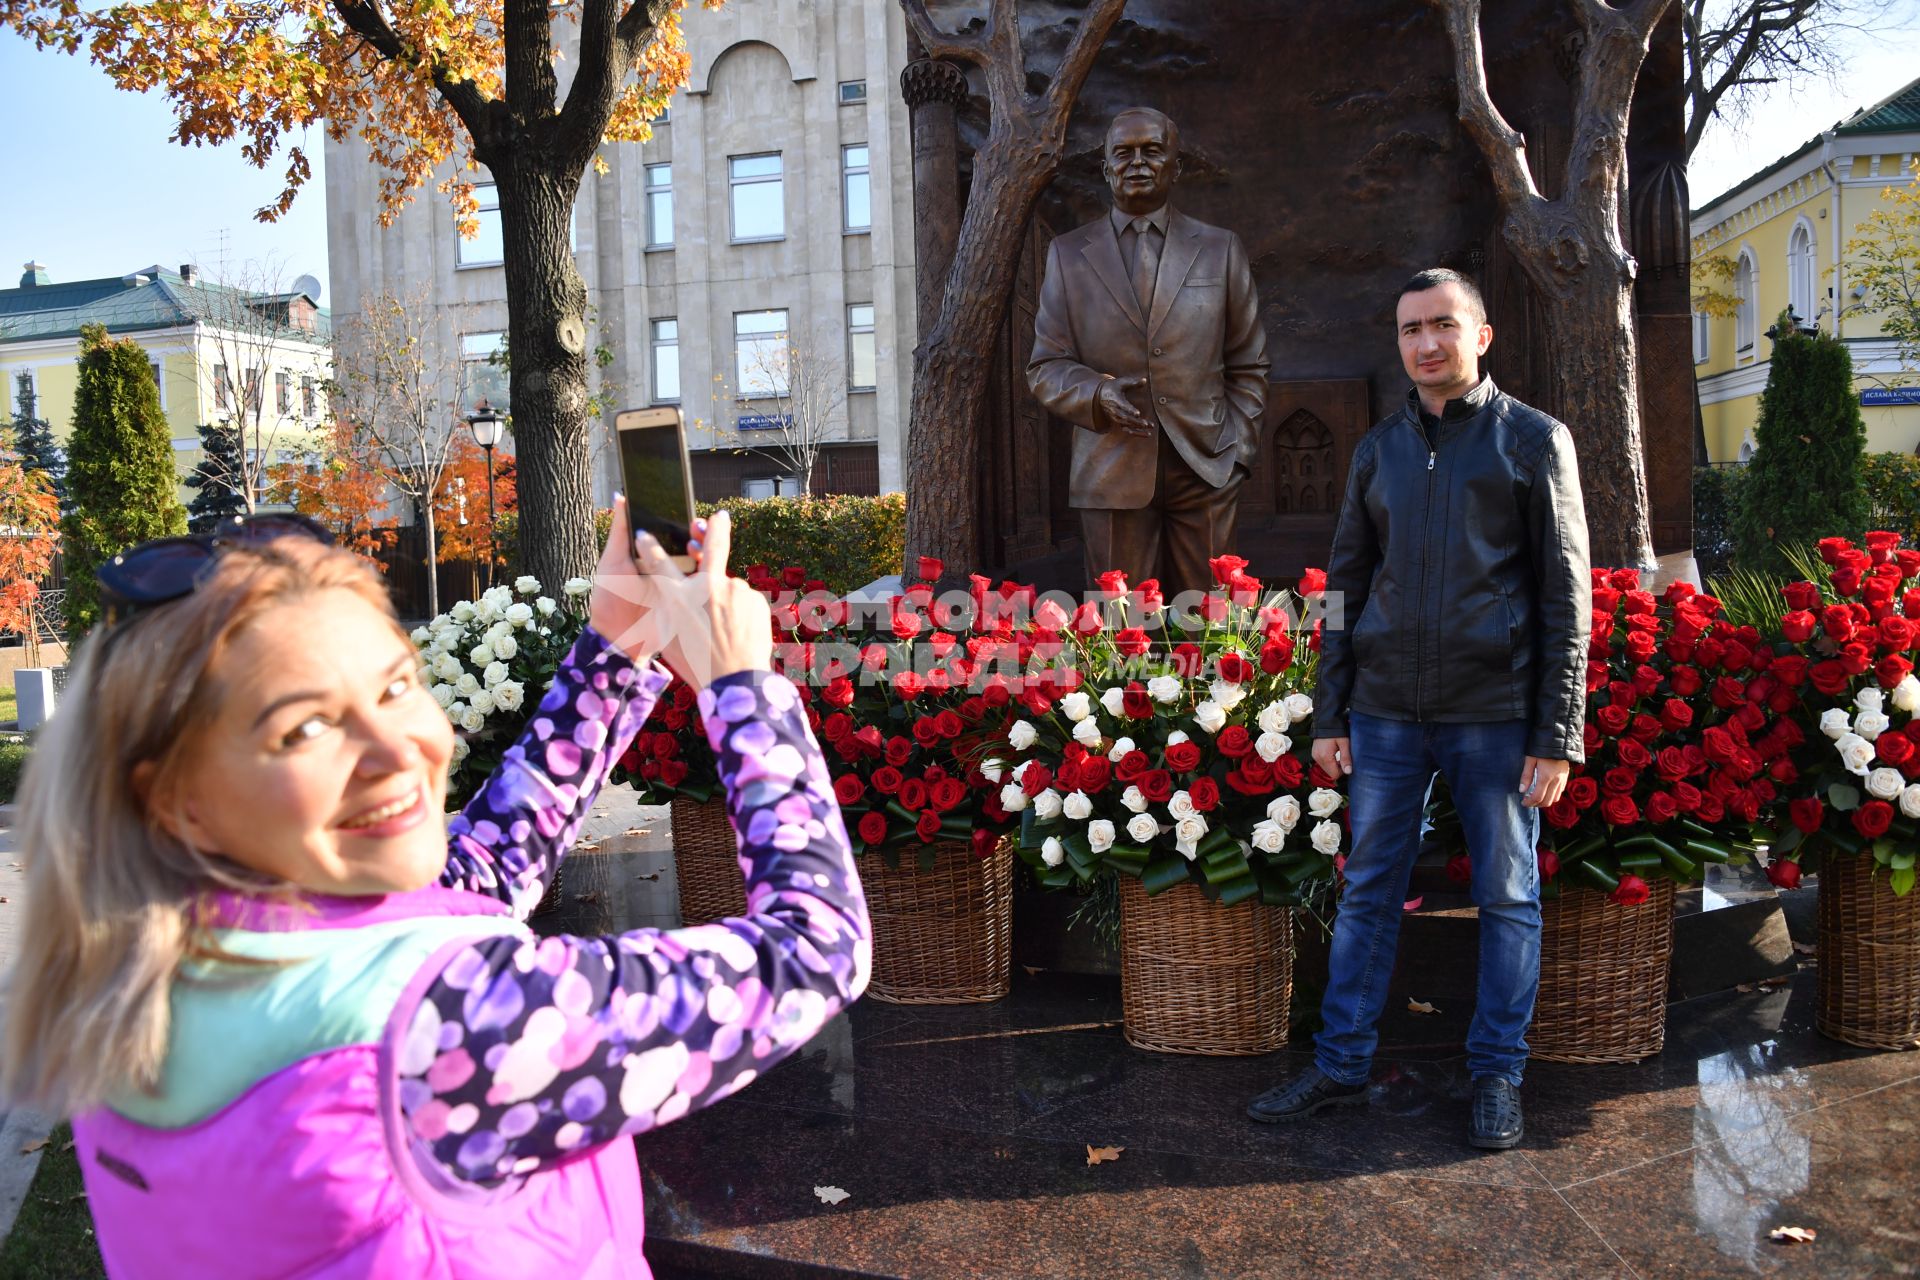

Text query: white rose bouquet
(1002, 559), (1345, 906)
(414, 576), (588, 807)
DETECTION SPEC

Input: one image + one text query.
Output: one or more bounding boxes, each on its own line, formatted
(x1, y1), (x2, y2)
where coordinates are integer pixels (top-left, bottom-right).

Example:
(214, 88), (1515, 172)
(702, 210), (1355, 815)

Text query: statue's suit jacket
(1027, 208), (1269, 510)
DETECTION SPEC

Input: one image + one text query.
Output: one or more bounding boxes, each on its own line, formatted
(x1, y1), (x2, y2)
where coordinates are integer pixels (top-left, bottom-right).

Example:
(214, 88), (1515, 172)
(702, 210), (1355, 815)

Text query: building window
(656, 104), (671, 125)
(458, 183), (505, 267)
(651, 318), (681, 404)
(150, 360), (166, 411)
(734, 309), (790, 398)
(1692, 312), (1710, 365)
(214, 363), (230, 412)
(645, 164), (674, 249)
(276, 371), (292, 415)
(1787, 221), (1816, 326)
(1735, 252), (1757, 354)
(242, 370), (262, 415)
(839, 80), (868, 106)
(842, 145), (871, 233)
(301, 376), (317, 418)
(848, 304), (877, 390)
(461, 332), (510, 414)
(729, 154), (784, 242)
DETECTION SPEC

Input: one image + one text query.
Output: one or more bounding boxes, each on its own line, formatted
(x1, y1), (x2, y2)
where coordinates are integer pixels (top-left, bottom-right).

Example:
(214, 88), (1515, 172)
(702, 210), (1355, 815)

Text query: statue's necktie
(1130, 217), (1161, 316)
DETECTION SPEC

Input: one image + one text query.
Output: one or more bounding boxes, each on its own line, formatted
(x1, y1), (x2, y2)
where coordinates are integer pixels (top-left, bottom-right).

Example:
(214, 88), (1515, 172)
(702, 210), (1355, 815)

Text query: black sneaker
(1468, 1077), (1523, 1149)
(1246, 1067), (1369, 1123)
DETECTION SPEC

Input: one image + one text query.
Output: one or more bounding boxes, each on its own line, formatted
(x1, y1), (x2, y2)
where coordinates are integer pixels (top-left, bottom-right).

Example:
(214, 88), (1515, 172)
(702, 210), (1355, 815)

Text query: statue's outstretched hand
(1093, 376), (1155, 437)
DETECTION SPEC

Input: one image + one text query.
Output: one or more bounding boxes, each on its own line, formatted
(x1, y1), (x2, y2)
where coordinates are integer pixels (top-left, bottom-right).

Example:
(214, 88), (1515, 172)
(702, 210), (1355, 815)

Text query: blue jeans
(1312, 711), (1542, 1088)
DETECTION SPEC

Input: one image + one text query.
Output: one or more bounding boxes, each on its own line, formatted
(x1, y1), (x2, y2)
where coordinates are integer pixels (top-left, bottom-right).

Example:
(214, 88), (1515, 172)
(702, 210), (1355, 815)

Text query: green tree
(1, 379), (67, 510)
(185, 421), (249, 532)
(1732, 313), (1868, 574)
(62, 324), (189, 634)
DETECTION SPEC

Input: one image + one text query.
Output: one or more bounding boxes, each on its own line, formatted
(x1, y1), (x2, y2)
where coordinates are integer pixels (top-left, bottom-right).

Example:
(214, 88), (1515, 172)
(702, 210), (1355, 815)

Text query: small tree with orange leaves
(434, 435), (518, 568)
(4, 0), (723, 592)
(268, 422), (399, 570)
(0, 453), (62, 670)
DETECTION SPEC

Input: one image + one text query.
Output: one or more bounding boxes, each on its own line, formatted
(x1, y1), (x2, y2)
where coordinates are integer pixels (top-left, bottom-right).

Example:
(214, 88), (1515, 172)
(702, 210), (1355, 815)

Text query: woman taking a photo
(0, 501), (869, 1278)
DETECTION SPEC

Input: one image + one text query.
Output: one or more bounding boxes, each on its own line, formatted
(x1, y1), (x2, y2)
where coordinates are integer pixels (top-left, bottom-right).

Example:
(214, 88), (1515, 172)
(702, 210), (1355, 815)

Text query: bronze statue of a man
(1027, 107), (1269, 600)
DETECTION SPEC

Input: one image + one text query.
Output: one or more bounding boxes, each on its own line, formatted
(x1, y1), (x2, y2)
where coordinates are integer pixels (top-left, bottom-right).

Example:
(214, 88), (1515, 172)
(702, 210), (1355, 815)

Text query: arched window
(1735, 250), (1758, 354)
(1787, 221), (1816, 326)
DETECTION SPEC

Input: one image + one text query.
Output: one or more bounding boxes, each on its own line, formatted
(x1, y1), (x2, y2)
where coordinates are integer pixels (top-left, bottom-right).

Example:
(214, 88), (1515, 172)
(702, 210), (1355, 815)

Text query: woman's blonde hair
(0, 536), (399, 1115)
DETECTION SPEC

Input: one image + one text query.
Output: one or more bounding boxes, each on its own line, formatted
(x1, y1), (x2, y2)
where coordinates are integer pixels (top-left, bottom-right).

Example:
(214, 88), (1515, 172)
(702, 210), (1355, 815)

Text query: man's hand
(1092, 375), (1155, 437)
(1313, 737), (1353, 778)
(1519, 757), (1570, 809)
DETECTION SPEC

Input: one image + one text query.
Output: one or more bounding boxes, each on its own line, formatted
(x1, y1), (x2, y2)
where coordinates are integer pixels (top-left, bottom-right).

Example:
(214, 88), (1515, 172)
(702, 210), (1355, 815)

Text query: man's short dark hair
(1397, 268), (1486, 325)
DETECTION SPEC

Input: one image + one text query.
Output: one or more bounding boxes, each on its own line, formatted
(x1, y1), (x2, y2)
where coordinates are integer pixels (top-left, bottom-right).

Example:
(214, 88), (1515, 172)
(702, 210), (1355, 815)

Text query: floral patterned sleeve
(395, 669), (871, 1186)
(438, 627), (670, 913)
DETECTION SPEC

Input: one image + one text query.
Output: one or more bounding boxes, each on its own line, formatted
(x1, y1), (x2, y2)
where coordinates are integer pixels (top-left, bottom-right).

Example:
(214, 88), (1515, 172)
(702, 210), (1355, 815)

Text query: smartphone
(614, 407), (698, 572)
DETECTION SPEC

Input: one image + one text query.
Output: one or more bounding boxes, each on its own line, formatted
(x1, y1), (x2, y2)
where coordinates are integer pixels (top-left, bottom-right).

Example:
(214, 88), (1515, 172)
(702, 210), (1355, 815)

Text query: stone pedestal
(13, 669), (57, 730)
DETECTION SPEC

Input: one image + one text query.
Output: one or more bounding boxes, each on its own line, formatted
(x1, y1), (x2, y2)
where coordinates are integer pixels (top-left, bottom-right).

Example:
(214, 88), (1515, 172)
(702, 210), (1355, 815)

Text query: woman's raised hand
(591, 497), (771, 688)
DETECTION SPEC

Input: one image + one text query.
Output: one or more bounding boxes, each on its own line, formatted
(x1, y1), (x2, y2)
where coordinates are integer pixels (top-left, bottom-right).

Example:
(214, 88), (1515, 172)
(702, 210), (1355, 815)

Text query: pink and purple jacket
(71, 630), (870, 1279)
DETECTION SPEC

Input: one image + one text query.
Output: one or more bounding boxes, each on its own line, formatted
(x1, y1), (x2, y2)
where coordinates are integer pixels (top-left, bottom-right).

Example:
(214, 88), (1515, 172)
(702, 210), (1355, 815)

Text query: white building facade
(323, 0), (918, 504)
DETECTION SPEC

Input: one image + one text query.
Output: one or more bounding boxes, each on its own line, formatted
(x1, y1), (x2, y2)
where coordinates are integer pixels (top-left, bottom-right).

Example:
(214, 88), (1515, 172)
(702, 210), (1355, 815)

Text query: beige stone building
(323, 1), (917, 503)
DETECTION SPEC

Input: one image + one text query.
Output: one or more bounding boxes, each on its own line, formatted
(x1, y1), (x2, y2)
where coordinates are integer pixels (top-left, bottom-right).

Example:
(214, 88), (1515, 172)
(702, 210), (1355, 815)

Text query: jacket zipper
(1414, 413), (1436, 721)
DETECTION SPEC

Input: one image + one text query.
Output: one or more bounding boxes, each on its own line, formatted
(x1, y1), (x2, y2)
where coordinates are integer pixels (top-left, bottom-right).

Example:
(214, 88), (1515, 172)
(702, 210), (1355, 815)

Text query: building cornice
(1692, 134), (1919, 237)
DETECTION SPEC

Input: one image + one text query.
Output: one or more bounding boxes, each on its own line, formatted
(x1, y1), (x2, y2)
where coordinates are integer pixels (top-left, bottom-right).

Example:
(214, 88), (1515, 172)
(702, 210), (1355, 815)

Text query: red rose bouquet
(1765, 533), (1920, 896)
(1536, 568), (1774, 903)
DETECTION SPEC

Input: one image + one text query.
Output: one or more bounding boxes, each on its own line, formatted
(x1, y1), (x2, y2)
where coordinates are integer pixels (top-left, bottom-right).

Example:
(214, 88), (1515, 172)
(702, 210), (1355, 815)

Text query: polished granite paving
(636, 967), (1920, 1279)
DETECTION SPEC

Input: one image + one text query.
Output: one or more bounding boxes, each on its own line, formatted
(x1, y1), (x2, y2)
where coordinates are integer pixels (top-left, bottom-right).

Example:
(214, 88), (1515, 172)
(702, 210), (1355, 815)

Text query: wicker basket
(671, 797), (745, 926)
(1118, 877), (1291, 1056)
(1817, 855), (1920, 1051)
(864, 840), (1014, 1004)
(1529, 879), (1675, 1064)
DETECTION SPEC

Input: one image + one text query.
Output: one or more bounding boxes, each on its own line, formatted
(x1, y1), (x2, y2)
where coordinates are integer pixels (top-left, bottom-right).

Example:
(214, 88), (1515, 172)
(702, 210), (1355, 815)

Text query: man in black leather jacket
(1248, 269), (1592, 1150)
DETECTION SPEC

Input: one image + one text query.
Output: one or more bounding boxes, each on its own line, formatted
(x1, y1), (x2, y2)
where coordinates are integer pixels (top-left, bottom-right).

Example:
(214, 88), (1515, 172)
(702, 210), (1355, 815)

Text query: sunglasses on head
(96, 514), (336, 628)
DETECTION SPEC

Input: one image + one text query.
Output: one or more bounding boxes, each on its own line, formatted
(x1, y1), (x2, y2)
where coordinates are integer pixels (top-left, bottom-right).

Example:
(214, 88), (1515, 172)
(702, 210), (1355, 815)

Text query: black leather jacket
(1312, 378), (1593, 763)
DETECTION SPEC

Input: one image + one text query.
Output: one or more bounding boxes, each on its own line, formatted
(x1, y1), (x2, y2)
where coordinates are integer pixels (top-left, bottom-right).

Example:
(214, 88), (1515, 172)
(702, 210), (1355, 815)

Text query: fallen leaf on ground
(1407, 999), (1439, 1015)
(1736, 984), (1756, 993)
(1402, 896), (1424, 912)
(576, 841), (602, 853)
(623, 827), (651, 837)
(633, 871), (662, 882)
(1759, 975), (1791, 988)
(1086, 1145), (1124, 1165)
(572, 891), (603, 907)
(1021, 965), (1043, 977)
(1769, 1226), (1816, 1244)
(813, 1185), (850, 1205)
(19, 1138), (47, 1154)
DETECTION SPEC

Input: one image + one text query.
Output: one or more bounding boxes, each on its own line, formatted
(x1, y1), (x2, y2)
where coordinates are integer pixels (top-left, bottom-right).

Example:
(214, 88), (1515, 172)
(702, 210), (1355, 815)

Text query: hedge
(0, 736), (30, 806)
(695, 493), (905, 595)
(1861, 451), (1920, 547)
(497, 493), (905, 596)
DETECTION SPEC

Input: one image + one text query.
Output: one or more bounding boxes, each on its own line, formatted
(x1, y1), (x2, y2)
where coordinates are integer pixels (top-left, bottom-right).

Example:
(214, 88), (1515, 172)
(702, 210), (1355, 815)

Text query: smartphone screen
(615, 409), (695, 560)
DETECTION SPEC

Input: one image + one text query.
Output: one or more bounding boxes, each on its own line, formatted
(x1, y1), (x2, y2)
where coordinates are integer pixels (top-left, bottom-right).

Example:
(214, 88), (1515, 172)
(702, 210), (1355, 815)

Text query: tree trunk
(424, 502), (440, 620)
(902, 132), (1056, 576)
(1506, 209), (1658, 573)
(498, 160), (599, 594)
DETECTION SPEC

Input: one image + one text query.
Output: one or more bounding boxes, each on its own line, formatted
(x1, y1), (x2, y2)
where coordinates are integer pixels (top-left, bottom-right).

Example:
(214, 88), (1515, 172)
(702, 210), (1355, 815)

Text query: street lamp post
(465, 399), (506, 588)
